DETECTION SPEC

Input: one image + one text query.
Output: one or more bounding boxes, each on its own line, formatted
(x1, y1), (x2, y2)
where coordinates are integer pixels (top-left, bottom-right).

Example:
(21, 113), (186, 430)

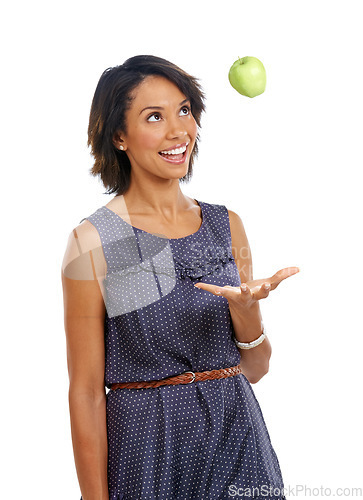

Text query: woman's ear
(112, 131), (127, 152)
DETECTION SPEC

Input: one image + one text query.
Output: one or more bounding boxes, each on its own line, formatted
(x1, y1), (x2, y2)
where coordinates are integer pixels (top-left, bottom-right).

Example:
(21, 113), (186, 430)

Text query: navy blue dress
(80, 199), (286, 500)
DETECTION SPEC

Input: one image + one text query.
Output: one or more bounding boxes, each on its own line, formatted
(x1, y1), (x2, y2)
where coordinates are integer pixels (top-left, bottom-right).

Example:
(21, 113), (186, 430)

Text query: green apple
(228, 56), (266, 98)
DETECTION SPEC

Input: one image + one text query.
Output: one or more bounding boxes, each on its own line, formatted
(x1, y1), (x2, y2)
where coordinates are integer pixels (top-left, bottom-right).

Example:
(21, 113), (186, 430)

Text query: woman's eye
(179, 105), (191, 116)
(147, 113), (162, 122)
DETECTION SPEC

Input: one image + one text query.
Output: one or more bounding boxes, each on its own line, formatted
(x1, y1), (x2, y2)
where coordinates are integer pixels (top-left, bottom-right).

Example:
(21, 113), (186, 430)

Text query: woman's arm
(228, 209), (272, 384)
(61, 223), (109, 500)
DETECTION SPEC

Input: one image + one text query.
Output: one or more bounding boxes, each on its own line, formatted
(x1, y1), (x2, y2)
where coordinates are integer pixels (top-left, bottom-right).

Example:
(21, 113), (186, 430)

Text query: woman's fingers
(194, 266), (299, 300)
(194, 282), (272, 302)
(259, 282), (271, 298)
(194, 282), (219, 294)
(273, 267), (300, 281)
(194, 282), (238, 297)
(247, 282), (271, 300)
(270, 267), (300, 289)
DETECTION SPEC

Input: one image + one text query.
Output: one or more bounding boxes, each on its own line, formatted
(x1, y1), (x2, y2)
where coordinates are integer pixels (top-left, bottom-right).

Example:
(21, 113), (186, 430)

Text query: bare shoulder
(61, 219), (106, 396)
(227, 209), (253, 282)
(227, 209), (249, 243)
(74, 219), (103, 251)
(61, 219), (106, 281)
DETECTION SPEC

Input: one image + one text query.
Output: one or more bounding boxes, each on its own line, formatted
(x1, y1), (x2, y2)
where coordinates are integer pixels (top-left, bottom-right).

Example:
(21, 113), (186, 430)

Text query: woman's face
(116, 75), (198, 181)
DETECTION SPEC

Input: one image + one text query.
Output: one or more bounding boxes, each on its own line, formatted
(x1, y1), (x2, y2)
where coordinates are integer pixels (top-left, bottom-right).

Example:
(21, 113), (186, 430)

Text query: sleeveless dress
(79, 199), (286, 500)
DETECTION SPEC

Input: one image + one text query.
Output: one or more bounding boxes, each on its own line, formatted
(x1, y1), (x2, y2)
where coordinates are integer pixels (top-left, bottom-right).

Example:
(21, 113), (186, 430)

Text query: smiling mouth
(158, 143), (189, 164)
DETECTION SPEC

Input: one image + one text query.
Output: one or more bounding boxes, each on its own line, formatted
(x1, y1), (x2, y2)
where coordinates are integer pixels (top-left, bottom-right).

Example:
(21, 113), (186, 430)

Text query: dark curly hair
(87, 55), (206, 195)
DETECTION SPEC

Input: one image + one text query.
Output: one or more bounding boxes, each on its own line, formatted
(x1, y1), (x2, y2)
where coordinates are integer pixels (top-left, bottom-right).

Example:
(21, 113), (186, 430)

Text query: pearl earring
(119, 145), (124, 151)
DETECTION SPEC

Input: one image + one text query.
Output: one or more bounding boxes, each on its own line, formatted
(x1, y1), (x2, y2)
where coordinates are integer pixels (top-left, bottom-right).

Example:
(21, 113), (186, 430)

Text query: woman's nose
(166, 116), (187, 140)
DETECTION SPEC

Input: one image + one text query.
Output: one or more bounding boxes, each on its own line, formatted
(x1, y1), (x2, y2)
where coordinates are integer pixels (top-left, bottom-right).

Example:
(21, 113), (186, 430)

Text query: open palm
(194, 266), (300, 310)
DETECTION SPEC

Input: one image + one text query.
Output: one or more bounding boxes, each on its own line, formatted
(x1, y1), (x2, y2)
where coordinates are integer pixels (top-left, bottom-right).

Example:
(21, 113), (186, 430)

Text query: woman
(61, 55), (298, 500)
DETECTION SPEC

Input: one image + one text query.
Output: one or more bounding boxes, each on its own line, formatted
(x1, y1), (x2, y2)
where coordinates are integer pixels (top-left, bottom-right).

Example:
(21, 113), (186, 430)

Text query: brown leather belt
(110, 364), (243, 390)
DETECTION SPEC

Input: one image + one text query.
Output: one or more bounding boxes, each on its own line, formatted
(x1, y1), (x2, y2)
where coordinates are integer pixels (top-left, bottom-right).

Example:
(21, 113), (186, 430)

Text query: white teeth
(160, 143), (188, 155)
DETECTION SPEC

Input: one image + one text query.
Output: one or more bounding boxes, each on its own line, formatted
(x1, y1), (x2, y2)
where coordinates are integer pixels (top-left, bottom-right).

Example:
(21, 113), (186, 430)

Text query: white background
(1, 1), (362, 498)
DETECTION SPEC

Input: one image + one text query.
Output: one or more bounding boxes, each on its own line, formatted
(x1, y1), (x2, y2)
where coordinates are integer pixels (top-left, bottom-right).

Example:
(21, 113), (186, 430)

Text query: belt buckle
(183, 371), (196, 384)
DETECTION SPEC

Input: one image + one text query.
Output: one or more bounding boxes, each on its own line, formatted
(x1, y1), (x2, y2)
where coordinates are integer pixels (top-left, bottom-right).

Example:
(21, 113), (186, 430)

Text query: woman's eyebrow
(139, 98), (190, 115)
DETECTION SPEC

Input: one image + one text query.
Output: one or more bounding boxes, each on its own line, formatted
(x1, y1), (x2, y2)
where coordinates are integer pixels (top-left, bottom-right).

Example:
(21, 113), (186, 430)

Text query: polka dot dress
(80, 200), (286, 500)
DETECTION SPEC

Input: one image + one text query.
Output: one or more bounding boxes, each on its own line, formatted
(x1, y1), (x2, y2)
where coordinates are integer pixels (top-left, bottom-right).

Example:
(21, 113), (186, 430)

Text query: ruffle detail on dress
(104, 249), (236, 282)
(174, 248), (235, 281)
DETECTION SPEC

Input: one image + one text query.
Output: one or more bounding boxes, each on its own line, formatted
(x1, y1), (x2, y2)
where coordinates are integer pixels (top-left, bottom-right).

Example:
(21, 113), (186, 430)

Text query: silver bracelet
(233, 324), (267, 350)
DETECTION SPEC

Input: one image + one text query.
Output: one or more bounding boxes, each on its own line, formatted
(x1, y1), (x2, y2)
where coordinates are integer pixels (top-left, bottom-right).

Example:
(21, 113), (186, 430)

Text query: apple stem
(238, 56), (243, 65)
